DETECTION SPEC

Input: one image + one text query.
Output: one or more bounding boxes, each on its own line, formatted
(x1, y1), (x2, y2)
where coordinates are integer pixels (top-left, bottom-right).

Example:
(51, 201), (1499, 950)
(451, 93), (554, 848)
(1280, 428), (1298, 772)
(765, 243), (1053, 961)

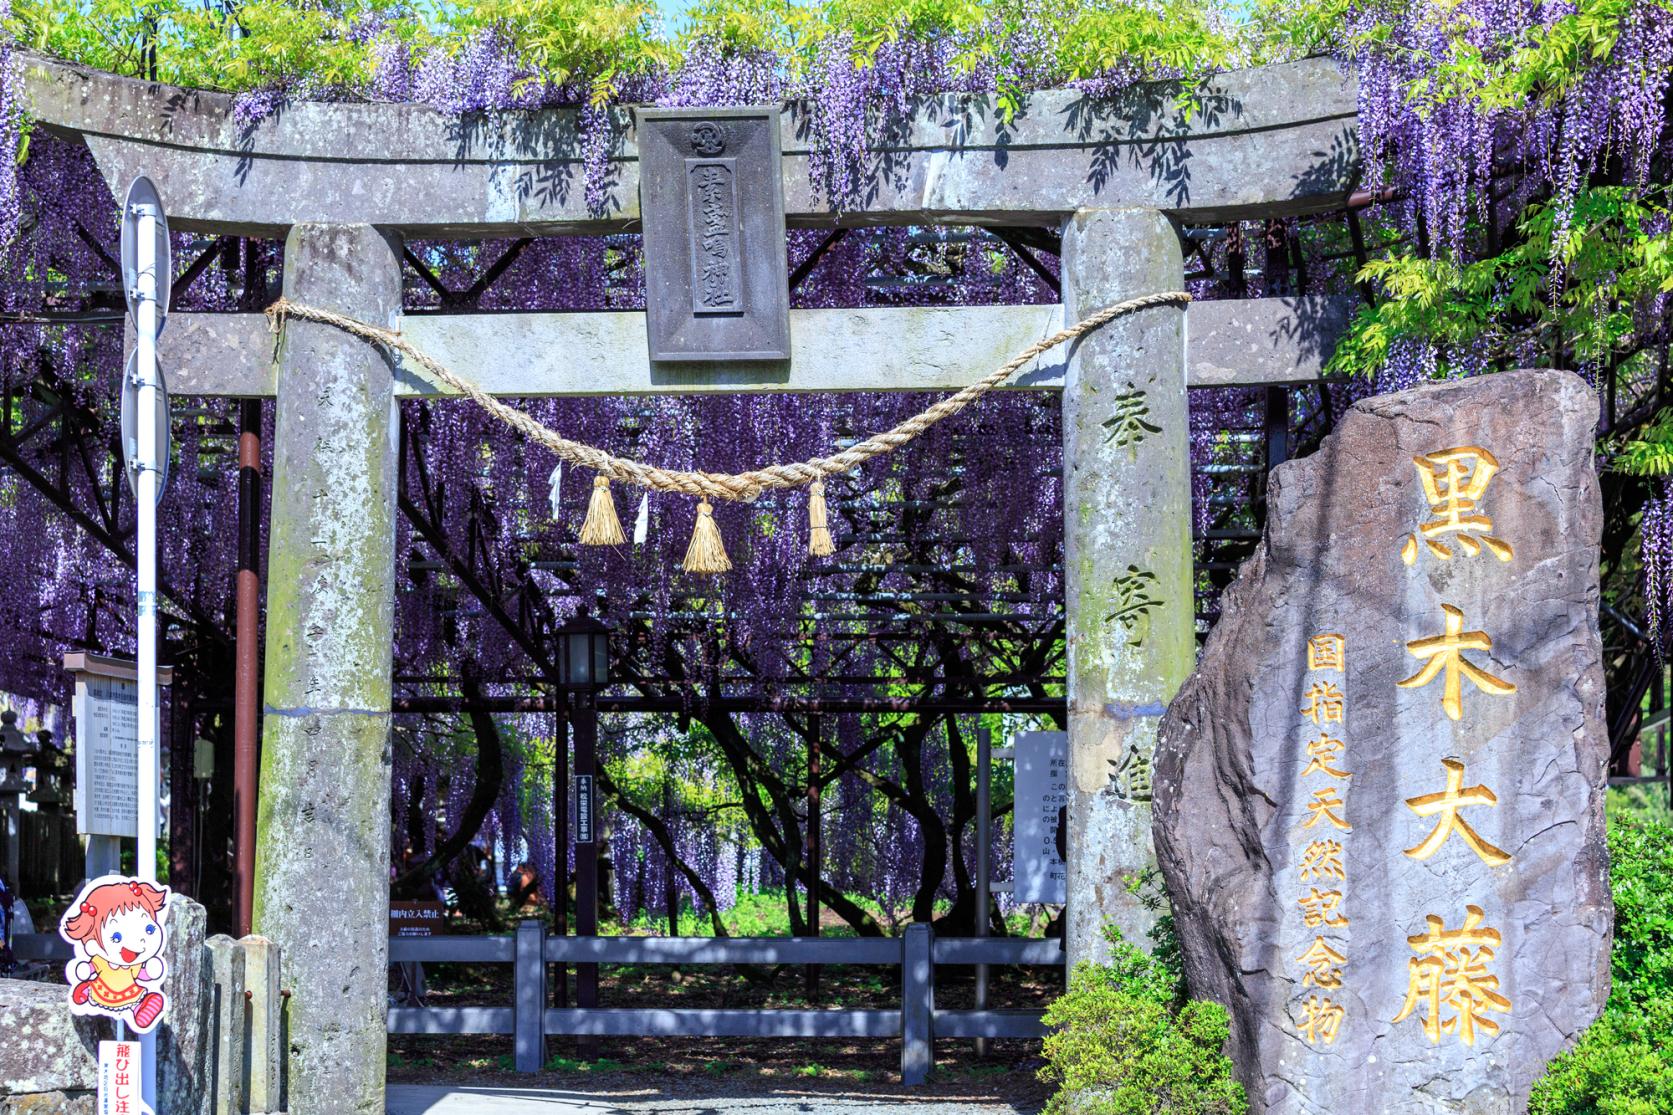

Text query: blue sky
(656, 0), (702, 34)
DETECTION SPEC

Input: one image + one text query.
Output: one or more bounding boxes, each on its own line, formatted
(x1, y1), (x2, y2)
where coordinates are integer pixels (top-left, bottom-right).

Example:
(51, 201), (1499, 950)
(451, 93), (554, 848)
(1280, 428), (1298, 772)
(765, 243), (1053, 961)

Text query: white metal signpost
(118, 175), (171, 1115)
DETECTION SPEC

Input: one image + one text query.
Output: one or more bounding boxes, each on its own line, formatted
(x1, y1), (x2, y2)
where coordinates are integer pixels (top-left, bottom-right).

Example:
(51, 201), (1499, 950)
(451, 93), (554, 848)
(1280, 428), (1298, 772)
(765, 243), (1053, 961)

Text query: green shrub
(1602, 815), (1673, 1009)
(1038, 925), (1246, 1115)
(1529, 816), (1673, 1115)
(1529, 998), (1673, 1115)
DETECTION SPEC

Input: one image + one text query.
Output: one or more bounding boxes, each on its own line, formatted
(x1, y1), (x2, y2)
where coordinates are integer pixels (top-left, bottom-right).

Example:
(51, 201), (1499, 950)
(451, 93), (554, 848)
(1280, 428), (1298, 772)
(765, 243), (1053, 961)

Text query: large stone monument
(1154, 369), (1611, 1114)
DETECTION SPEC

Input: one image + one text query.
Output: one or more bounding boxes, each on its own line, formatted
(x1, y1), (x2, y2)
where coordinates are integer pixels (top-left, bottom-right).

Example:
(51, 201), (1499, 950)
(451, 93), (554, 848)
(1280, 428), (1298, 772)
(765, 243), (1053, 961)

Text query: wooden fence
(17, 922), (1060, 1085)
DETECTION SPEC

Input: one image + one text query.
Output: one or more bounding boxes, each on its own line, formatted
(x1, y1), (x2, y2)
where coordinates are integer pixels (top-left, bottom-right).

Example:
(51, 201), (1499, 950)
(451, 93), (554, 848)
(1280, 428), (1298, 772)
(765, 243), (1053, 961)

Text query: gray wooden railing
(13, 932), (72, 962)
(389, 921), (1063, 1084)
(15, 922), (1062, 1085)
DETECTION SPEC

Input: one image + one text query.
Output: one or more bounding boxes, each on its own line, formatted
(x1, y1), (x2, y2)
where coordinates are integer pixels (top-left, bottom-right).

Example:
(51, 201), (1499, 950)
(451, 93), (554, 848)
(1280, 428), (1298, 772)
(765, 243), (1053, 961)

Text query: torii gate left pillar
(253, 224), (402, 1114)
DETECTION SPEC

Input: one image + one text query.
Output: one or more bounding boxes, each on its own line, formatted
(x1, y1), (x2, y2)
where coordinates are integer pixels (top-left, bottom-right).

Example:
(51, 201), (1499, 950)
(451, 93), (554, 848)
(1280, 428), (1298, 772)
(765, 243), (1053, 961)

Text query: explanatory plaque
(67, 654), (170, 840)
(1013, 730), (1068, 904)
(1153, 370), (1611, 1114)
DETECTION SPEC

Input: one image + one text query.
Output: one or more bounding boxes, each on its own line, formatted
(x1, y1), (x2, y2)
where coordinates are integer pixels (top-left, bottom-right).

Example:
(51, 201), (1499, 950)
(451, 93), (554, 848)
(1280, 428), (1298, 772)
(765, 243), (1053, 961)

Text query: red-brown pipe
(234, 398), (262, 937)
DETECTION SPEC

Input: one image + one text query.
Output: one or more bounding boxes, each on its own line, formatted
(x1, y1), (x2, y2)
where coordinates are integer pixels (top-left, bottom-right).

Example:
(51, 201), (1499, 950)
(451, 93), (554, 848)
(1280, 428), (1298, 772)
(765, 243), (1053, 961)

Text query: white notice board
(73, 674), (152, 838)
(1013, 730), (1068, 904)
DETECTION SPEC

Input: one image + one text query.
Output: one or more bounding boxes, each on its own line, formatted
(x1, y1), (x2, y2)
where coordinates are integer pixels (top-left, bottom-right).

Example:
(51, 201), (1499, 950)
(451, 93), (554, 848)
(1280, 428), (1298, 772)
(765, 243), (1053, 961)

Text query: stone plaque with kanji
(1153, 370), (1611, 1114)
(637, 107), (790, 362)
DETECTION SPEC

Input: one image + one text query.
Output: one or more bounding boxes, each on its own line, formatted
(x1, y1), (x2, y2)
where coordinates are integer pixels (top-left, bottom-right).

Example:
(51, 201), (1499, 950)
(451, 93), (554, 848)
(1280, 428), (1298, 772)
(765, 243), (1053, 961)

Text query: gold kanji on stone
(1296, 936), (1349, 988)
(1297, 887), (1351, 928)
(1403, 758), (1512, 866)
(1401, 446), (1514, 565)
(1303, 734), (1351, 779)
(1398, 604), (1516, 721)
(1392, 905), (1511, 1046)
(1307, 633), (1347, 672)
(1301, 787), (1352, 832)
(1298, 840), (1347, 882)
(1298, 994), (1346, 1045)
(1301, 681), (1346, 725)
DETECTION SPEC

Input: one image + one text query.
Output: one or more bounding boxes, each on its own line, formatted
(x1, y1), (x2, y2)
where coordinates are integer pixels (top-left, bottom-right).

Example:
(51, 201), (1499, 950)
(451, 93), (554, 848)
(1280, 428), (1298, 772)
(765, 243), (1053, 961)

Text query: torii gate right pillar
(1061, 208), (1194, 966)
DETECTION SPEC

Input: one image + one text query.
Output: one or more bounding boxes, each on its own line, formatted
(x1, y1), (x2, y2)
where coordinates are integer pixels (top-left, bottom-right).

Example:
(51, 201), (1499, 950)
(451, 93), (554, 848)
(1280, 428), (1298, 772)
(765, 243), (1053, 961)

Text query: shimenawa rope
(264, 290), (1190, 570)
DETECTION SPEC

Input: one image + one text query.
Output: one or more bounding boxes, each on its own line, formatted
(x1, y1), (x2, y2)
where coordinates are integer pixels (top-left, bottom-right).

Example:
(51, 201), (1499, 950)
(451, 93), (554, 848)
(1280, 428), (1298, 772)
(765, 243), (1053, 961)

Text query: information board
(75, 675), (141, 838)
(1013, 730), (1068, 904)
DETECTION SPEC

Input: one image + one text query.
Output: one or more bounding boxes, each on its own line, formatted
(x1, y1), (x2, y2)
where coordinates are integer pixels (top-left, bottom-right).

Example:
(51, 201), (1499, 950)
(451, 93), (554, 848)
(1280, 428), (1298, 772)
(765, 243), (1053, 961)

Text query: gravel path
(387, 1084), (1045, 1114)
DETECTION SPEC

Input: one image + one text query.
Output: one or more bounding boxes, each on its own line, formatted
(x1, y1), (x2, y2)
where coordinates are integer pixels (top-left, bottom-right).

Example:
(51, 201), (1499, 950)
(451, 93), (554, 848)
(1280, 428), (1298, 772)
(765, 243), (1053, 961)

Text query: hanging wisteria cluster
(1347, 0), (1673, 257)
(1338, 0), (1673, 648)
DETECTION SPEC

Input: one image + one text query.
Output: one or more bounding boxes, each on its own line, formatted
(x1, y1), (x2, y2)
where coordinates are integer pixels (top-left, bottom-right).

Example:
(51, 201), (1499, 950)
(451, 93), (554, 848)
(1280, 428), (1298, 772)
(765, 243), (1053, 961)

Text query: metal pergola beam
(393, 695), (1065, 714)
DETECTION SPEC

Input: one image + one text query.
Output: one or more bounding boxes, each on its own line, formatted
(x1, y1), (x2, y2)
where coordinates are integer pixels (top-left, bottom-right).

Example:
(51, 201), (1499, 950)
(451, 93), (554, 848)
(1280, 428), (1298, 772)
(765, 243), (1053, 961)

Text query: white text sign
(1013, 730), (1068, 904)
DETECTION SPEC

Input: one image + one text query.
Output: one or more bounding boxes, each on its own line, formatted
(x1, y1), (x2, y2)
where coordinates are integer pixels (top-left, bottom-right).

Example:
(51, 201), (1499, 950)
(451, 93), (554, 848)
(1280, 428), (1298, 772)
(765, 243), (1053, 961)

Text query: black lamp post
(555, 609), (610, 1018)
(557, 610), (610, 692)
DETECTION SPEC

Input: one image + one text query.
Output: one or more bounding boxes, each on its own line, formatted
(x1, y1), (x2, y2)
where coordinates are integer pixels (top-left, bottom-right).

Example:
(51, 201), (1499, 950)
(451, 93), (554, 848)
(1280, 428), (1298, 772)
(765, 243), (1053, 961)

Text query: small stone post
(241, 936), (284, 1114)
(1059, 208), (1193, 966)
(253, 223), (401, 1113)
(158, 895), (210, 1115)
(206, 935), (247, 1115)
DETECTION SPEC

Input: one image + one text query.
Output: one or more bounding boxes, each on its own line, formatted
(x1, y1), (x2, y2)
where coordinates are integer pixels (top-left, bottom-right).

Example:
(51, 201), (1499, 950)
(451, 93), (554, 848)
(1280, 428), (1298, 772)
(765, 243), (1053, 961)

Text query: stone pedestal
(1059, 208), (1193, 965)
(253, 223), (401, 1114)
(1154, 370), (1611, 1114)
(0, 977), (99, 1109)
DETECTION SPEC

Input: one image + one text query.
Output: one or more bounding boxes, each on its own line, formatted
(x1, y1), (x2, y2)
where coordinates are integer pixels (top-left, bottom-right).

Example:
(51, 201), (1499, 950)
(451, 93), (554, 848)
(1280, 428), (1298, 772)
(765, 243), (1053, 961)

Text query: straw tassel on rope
(683, 499), (732, 574)
(807, 479), (834, 557)
(579, 476), (626, 545)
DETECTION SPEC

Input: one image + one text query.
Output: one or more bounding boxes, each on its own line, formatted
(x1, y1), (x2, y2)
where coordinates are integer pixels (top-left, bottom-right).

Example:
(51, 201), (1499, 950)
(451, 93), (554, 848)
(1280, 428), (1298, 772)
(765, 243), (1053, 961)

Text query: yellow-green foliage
(1054, 1), (1238, 82)
(11, 0), (389, 93)
(7, 0), (1311, 111)
(1328, 186), (1673, 385)
(441, 0), (671, 104)
(1038, 925), (1246, 1115)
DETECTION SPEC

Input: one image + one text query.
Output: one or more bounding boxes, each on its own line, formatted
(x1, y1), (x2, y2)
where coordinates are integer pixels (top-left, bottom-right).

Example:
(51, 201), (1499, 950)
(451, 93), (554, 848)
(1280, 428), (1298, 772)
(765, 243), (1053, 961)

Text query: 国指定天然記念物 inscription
(1152, 369), (1612, 1115)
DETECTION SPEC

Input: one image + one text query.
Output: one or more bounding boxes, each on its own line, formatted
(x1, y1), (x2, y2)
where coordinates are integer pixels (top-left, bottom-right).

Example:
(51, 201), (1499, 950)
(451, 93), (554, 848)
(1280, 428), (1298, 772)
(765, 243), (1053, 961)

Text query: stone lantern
(0, 710), (31, 794)
(27, 729), (68, 812)
(0, 710), (35, 886)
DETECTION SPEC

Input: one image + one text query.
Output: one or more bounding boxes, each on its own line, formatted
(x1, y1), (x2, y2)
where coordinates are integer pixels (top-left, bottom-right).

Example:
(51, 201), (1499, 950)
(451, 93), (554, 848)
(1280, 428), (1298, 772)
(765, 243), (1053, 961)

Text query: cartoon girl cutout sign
(58, 875), (171, 1033)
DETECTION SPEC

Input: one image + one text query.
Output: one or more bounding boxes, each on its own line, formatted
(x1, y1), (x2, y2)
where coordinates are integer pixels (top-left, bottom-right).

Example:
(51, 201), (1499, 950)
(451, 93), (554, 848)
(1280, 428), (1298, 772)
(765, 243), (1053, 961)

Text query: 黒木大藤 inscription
(1153, 370), (1611, 1115)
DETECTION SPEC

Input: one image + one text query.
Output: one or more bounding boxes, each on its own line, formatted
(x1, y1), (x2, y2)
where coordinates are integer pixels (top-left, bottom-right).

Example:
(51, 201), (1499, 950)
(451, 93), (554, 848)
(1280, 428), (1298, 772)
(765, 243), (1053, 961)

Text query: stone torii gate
(23, 51), (1359, 1111)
